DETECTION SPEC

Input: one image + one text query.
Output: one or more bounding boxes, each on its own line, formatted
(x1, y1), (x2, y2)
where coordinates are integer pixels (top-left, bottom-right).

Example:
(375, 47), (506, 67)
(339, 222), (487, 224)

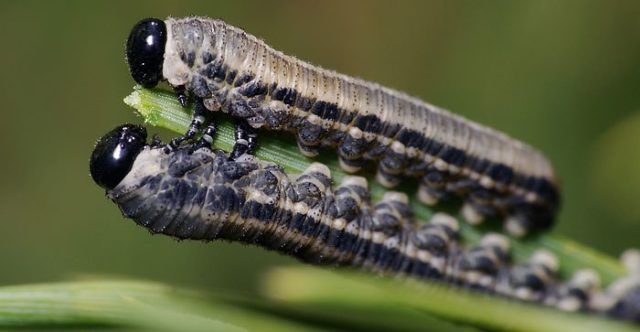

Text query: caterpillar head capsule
(126, 18), (166, 88)
(90, 124), (147, 190)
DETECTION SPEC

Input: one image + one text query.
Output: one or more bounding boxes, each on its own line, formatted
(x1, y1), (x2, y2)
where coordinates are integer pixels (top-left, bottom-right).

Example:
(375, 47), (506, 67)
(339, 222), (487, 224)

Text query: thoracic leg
(166, 98), (209, 152)
(150, 134), (162, 148)
(192, 123), (217, 152)
(229, 121), (258, 160)
(174, 85), (188, 108)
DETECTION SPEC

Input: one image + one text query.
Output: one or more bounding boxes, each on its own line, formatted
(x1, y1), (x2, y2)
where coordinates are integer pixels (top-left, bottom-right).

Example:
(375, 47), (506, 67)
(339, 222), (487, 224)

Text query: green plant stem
(124, 86), (626, 284)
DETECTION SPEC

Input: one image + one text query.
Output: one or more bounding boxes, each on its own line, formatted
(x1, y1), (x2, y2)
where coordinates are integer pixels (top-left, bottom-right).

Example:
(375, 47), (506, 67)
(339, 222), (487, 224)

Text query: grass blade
(262, 266), (638, 332)
(0, 280), (324, 331)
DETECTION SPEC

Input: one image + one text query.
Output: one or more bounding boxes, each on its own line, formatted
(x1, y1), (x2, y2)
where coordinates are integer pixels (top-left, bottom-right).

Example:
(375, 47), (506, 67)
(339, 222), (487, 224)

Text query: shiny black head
(90, 124), (147, 190)
(126, 18), (167, 88)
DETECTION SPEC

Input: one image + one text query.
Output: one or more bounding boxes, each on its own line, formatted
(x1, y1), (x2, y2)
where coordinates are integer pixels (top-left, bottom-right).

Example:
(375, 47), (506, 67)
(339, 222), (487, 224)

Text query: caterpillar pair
(124, 17), (560, 236)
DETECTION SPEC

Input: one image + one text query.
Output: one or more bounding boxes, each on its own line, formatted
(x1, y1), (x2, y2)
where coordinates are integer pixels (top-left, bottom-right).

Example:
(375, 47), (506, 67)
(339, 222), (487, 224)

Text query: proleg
(90, 124), (636, 322)
(125, 17), (560, 235)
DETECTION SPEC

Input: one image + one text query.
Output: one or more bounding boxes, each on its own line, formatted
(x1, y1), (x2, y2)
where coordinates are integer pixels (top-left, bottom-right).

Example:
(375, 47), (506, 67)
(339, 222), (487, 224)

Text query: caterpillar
(125, 17), (559, 236)
(89, 124), (638, 322)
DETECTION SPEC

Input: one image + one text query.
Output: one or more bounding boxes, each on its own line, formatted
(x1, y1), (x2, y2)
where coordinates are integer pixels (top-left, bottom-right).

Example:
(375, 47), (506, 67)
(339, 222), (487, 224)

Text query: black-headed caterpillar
(89, 124), (638, 322)
(125, 17), (559, 236)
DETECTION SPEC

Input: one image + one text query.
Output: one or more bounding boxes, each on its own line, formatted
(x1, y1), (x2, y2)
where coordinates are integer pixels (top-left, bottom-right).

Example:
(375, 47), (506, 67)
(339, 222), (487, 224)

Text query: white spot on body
(416, 250), (433, 263)
(481, 233), (510, 253)
(418, 186), (439, 206)
(430, 212), (459, 231)
(505, 217), (527, 237)
(461, 203), (484, 225)
(383, 191), (408, 204)
(531, 249), (559, 273)
(348, 127), (363, 139)
(294, 202), (309, 215)
(372, 232), (386, 244)
(342, 176), (368, 190)
(391, 141), (406, 155)
(332, 218), (346, 230)
(434, 159), (448, 171)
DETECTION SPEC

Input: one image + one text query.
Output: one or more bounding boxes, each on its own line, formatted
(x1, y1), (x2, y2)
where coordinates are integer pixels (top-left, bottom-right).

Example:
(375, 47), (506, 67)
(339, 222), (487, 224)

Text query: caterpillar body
(89, 124), (639, 322)
(125, 17), (560, 236)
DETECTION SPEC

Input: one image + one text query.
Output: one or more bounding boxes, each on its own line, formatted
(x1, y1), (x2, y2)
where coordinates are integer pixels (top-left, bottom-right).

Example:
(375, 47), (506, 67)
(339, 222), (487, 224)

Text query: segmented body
(159, 17), (559, 235)
(105, 143), (638, 321)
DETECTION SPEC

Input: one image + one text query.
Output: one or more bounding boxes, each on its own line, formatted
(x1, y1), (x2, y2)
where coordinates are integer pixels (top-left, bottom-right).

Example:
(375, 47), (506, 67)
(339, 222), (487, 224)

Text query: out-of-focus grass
(262, 267), (640, 332)
(0, 280), (319, 332)
(0, 278), (474, 332)
(1, 272), (639, 332)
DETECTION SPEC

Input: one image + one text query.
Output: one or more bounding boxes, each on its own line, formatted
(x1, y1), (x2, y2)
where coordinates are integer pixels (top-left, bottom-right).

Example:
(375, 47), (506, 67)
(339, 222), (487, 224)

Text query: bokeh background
(1, 1), (639, 295)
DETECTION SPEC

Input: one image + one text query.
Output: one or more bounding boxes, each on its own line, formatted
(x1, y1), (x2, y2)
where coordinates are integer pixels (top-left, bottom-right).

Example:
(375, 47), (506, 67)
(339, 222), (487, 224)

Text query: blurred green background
(1, 0), (639, 295)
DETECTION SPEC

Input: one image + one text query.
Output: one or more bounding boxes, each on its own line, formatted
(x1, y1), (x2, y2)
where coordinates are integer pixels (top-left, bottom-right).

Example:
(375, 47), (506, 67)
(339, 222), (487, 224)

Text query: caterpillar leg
(191, 123), (217, 152)
(150, 134), (163, 148)
(500, 249), (559, 302)
(229, 120), (258, 160)
(337, 127), (368, 173)
(369, 192), (410, 272)
(324, 176), (370, 264)
(173, 85), (188, 108)
(410, 213), (460, 278)
(452, 233), (511, 289)
(375, 143), (408, 188)
(166, 98), (210, 151)
(417, 170), (450, 205)
(554, 269), (601, 312)
(281, 163), (332, 255)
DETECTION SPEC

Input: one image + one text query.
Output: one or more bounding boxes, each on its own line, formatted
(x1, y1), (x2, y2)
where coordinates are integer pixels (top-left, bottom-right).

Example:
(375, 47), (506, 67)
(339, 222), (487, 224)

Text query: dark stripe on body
(227, 63), (546, 194)
(236, 78), (558, 211)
